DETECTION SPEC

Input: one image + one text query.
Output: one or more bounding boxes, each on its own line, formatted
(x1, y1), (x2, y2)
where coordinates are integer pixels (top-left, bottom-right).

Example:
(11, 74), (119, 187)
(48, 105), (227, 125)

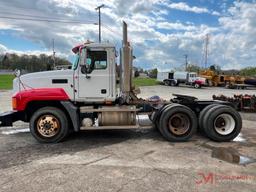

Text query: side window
(87, 50), (107, 70)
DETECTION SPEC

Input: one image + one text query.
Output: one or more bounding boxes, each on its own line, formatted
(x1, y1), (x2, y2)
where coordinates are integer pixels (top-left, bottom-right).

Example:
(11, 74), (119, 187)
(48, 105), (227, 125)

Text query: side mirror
(14, 69), (21, 77)
(81, 65), (93, 74)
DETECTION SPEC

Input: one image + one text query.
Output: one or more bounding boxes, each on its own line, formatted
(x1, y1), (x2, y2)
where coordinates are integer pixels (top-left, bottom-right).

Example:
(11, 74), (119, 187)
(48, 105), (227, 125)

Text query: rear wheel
(164, 80), (169, 86)
(198, 104), (219, 133)
(170, 81), (176, 86)
(30, 107), (70, 143)
(159, 104), (197, 142)
(202, 105), (242, 141)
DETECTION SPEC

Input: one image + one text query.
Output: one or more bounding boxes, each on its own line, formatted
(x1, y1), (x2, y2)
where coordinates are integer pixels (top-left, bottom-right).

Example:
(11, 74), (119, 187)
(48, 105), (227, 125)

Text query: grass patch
(132, 77), (158, 87)
(0, 74), (15, 90)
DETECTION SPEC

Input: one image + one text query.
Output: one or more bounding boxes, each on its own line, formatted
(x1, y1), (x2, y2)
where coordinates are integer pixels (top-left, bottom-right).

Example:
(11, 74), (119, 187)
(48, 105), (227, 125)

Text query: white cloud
(0, 0), (255, 70)
(157, 22), (197, 31)
(212, 11), (221, 16)
(0, 44), (7, 54)
(167, 2), (209, 14)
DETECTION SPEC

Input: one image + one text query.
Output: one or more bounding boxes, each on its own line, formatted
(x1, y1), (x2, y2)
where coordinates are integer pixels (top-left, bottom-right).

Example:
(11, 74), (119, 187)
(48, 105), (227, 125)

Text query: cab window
(87, 50), (107, 70)
(72, 54), (79, 70)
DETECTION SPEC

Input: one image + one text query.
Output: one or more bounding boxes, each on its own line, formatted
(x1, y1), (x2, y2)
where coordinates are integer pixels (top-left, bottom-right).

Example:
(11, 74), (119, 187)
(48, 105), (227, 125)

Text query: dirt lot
(0, 86), (256, 192)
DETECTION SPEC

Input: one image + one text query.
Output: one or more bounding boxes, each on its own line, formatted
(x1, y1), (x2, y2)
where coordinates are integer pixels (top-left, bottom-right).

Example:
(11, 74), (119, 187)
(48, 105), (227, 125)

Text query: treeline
(188, 64), (256, 77)
(134, 67), (158, 78)
(0, 53), (72, 72)
(240, 67), (256, 77)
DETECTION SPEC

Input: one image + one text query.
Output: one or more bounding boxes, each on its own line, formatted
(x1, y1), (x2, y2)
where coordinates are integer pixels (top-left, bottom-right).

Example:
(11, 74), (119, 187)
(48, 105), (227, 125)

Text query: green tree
(187, 64), (201, 72)
(148, 68), (158, 78)
(0, 53), (71, 72)
(240, 67), (256, 77)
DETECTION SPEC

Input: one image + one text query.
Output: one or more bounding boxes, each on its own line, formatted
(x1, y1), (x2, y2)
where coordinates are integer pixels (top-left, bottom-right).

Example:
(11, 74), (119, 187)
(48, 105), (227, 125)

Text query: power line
(102, 24), (122, 38)
(0, 15), (96, 24)
(0, 11), (96, 23)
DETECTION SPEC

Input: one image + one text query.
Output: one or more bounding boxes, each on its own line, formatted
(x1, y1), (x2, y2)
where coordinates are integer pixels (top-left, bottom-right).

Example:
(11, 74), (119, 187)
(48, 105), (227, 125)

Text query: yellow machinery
(199, 70), (245, 87)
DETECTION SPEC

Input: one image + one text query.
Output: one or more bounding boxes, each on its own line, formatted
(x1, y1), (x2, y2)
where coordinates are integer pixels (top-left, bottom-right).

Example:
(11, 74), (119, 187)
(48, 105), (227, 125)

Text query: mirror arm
(86, 74), (91, 79)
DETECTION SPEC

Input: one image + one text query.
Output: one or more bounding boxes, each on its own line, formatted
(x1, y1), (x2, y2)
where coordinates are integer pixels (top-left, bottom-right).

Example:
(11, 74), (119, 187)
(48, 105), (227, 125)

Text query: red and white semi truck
(157, 71), (206, 88)
(0, 22), (242, 143)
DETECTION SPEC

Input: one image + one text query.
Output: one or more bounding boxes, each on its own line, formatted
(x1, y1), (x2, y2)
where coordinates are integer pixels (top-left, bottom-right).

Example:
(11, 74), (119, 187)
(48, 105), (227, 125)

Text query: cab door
(76, 48), (111, 102)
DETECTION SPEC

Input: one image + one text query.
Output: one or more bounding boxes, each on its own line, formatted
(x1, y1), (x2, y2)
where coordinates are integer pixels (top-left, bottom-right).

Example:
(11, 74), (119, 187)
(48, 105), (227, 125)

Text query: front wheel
(164, 80), (169, 86)
(30, 107), (70, 143)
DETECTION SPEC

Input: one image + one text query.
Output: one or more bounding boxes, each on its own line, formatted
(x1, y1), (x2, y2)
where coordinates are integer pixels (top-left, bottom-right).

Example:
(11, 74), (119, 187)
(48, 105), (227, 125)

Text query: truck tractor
(0, 22), (242, 143)
(157, 71), (206, 88)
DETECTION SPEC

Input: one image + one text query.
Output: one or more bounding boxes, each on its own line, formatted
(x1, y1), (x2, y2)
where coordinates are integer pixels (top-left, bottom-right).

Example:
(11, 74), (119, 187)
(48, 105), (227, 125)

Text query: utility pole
(52, 39), (56, 69)
(95, 4), (104, 43)
(184, 54), (188, 71)
(203, 34), (209, 69)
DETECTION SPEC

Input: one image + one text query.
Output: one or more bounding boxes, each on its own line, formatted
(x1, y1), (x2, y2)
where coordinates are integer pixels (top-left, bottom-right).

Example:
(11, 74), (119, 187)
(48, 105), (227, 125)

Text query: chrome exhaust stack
(120, 21), (133, 102)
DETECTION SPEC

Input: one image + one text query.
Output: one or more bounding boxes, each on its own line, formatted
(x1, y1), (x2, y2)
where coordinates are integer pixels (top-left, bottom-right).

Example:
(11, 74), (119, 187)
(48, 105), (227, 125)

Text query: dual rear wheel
(157, 104), (197, 142)
(156, 104), (242, 142)
(198, 105), (242, 141)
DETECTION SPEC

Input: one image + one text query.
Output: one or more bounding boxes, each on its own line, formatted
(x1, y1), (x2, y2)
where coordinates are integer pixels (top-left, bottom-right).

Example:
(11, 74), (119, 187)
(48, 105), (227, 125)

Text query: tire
(198, 104), (219, 133)
(158, 104), (198, 142)
(194, 83), (201, 88)
(170, 81), (176, 86)
(30, 107), (70, 143)
(202, 105), (242, 142)
(164, 80), (169, 86)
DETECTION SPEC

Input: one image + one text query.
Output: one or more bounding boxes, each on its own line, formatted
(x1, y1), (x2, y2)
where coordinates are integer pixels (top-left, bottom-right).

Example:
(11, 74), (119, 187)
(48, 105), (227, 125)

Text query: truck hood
(13, 69), (74, 94)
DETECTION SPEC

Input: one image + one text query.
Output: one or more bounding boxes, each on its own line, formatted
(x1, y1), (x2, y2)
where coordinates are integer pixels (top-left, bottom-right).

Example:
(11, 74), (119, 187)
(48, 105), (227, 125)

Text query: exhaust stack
(120, 21), (133, 100)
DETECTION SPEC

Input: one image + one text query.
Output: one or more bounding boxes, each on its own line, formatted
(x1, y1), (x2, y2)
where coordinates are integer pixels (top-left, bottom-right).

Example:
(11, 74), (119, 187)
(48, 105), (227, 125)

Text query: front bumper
(0, 111), (22, 126)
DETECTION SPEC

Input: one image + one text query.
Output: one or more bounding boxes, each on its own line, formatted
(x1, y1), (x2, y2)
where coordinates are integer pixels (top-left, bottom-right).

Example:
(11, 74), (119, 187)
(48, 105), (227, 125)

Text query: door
(77, 48), (111, 101)
(188, 73), (197, 83)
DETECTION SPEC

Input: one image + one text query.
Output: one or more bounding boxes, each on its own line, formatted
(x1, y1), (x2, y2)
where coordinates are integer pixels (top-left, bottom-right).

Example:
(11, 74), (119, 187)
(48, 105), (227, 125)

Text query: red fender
(12, 88), (69, 111)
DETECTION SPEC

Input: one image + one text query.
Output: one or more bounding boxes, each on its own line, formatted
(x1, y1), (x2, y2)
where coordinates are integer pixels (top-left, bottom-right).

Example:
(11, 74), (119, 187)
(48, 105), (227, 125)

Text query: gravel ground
(0, 86), (256, 192)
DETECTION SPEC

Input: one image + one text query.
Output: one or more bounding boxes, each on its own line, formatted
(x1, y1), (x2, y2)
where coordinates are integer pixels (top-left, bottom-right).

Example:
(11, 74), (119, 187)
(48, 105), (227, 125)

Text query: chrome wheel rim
(214, 114), (235, 135)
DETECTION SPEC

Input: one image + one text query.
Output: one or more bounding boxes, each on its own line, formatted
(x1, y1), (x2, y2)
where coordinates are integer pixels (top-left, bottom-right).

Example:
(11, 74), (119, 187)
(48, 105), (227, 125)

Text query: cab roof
(72, 42), (115, 54)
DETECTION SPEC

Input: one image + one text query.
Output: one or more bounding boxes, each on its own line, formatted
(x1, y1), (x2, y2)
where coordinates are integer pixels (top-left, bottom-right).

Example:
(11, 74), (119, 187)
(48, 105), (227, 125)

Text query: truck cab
(72, 43), (117, 103)
(0, 22), (242, 144)
(12, 43), (117, 103)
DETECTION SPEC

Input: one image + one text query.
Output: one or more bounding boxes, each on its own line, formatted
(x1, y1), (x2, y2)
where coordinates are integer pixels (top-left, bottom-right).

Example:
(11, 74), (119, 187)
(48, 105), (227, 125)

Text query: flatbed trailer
(227, 83), (255, 89)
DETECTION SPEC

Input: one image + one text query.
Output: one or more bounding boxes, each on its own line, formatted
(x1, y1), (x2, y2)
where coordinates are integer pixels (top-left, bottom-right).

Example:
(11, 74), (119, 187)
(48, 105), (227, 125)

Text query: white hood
(13, 69), (74, 99)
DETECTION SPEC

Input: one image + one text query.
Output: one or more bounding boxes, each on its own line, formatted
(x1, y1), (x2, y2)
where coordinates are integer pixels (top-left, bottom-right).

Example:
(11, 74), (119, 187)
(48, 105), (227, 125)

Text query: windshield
(72, 54), (79, 70)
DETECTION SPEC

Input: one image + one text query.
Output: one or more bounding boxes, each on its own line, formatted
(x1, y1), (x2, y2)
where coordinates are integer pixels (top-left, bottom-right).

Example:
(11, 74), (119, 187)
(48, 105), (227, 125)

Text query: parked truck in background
(157, 71), (206, 88)
(0, 22), (242, 143)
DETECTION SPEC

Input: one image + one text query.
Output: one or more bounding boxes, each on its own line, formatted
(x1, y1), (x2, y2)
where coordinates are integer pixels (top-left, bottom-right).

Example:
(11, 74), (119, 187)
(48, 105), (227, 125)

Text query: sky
(0, 0), (255, 71)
